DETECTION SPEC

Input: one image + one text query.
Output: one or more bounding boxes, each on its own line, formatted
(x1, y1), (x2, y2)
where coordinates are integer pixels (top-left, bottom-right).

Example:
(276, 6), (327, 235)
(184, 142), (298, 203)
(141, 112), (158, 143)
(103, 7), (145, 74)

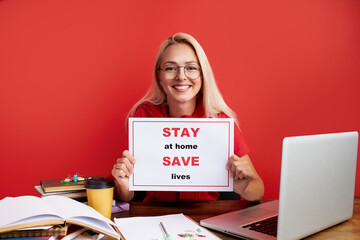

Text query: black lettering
(170, 173), (191, 180)
(175, 143), (198, 149)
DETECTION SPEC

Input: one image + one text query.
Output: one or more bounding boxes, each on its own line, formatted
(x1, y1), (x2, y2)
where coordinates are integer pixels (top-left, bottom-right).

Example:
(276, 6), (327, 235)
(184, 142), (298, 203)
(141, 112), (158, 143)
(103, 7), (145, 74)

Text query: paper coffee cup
(85, 177), (115, 219)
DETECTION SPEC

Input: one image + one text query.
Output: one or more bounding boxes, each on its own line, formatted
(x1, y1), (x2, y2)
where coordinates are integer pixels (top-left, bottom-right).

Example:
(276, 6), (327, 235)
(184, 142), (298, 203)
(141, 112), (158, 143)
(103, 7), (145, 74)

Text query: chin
(173, 96), (197, 104)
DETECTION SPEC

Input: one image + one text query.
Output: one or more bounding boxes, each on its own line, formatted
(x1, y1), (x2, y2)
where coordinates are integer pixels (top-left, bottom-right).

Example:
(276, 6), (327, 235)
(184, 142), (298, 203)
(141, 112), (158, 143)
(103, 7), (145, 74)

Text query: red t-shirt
(131, 101), (250, 202)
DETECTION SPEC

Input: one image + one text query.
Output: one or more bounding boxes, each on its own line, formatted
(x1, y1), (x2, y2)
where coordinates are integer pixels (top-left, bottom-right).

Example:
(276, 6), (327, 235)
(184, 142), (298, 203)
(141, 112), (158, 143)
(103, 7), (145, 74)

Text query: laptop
(200, 131), (358, 240)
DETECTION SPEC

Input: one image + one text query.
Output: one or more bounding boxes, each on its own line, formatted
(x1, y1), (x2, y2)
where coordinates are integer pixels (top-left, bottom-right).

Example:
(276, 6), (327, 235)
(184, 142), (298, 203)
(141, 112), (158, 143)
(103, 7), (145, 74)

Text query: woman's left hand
(226, 154), (264, 201)
(226, 154), (255, 181)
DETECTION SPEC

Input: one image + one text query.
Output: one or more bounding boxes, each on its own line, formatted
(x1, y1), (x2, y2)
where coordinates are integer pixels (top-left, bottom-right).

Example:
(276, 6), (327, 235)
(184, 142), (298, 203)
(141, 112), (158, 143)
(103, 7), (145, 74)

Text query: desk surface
(113, 197), (359, 239)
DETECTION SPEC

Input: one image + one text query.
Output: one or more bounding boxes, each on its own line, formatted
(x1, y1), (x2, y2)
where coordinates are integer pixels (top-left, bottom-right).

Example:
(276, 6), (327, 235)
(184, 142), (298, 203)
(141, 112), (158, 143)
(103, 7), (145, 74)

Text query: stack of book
(35, 177), (96, 202)
(35, 177), (130, 214)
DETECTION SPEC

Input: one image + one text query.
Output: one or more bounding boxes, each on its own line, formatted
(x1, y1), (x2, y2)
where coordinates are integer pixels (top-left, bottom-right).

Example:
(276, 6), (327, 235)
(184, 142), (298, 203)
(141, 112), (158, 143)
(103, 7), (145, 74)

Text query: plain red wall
(1, 0), (359, 200)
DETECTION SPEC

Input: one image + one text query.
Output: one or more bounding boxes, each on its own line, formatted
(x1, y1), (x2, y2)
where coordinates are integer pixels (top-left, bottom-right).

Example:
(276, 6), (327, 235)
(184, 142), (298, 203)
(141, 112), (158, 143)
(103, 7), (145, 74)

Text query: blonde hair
(128, 32), (239, 126)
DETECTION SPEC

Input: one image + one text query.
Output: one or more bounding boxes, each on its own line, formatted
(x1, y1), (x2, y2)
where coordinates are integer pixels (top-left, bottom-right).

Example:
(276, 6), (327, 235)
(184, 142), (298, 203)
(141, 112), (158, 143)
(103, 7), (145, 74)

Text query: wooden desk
(113, 197), (360, 239)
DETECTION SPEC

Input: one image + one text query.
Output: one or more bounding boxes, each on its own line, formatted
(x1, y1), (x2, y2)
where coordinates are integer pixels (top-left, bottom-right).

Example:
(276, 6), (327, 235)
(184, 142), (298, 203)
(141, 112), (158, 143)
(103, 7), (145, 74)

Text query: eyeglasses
(159, 63), (202, 80)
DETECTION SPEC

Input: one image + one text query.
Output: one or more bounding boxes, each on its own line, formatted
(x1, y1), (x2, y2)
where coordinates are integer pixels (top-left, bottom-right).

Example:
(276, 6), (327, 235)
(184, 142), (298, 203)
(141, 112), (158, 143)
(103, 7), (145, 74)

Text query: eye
(163, 65), (177, 72)
(186, 64), (199, 71)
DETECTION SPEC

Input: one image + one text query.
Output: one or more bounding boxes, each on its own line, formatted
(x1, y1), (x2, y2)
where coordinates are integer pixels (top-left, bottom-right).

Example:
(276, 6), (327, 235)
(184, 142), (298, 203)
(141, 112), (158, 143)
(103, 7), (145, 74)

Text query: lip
(172, 84), (192, 92)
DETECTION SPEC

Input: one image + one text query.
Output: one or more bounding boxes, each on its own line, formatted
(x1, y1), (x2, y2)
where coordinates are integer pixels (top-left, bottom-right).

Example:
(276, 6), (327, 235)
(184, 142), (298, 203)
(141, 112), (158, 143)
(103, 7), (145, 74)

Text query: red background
(1, 0), (359, 200)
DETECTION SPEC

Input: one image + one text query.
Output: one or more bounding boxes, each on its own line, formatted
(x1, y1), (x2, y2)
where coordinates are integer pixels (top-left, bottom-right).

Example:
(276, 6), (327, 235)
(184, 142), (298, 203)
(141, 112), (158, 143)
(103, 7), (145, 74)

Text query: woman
(112, 33), (264, 202)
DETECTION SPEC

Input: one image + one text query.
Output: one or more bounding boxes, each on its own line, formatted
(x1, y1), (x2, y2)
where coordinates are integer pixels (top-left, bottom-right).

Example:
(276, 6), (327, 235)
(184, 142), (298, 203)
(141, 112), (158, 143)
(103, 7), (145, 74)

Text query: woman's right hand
(112, 150), (136, 188)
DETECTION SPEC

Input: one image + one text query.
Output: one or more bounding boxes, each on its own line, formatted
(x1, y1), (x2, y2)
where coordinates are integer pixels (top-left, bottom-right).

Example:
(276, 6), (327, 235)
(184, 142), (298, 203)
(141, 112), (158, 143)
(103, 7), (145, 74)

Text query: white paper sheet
(115, 214), (219, 240)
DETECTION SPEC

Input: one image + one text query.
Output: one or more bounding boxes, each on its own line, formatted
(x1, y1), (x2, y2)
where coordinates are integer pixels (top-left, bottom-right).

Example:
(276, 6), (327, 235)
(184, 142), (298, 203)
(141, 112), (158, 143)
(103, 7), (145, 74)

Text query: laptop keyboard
(242, 216), (278, 237)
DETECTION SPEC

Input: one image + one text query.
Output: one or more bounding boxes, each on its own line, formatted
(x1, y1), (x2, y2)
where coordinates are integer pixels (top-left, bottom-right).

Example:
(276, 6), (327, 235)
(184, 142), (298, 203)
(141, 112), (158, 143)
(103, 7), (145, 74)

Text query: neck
(167, 100), (197, 118)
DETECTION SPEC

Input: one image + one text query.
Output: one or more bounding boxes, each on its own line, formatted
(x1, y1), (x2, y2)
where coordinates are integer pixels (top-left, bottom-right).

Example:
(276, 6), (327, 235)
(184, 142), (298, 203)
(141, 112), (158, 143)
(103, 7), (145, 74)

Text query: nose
(176, 66), (187, 80)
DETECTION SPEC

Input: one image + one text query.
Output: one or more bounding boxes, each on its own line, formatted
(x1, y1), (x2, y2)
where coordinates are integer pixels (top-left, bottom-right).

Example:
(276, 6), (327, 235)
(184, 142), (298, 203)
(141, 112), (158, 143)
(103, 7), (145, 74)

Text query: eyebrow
(163, 61), (199, 65)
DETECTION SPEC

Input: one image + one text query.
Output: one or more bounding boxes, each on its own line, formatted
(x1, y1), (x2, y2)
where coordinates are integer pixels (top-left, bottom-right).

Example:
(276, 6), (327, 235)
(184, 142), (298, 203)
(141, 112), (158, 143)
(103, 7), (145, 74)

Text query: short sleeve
(133, 106), (149, 117)
(234, 126), (250, 157)
(216, 112), (250, 157)
(132, 102), (168, 118)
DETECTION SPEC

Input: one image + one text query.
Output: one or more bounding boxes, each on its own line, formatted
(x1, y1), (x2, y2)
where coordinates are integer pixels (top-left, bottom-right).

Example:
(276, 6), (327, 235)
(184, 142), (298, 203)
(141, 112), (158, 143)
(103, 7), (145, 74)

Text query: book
(114, 213), (221, 240)
(40, 178), (87, 193)
(0, 225), (67, 238)
(0, 195), (121, 240)
(2, 236), (57, 240)
(35, 186), (87, 199)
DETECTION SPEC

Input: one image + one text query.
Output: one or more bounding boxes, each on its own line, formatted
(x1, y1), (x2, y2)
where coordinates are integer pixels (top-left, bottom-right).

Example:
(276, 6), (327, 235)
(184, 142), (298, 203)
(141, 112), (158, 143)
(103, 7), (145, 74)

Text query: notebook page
(42, 196), (115, 226)
(0, 196), (63, 228)
(69, 217), (118, 236)
(115, 214), (219, 240)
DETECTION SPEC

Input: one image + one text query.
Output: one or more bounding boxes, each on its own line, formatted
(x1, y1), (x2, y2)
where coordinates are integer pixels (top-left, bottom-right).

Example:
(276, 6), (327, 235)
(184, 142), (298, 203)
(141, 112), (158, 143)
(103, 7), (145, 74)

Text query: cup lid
(85, 177), (115, 189)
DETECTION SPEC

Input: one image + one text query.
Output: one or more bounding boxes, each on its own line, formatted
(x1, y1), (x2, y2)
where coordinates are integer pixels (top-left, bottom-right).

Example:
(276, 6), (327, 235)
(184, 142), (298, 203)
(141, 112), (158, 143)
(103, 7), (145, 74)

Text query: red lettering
(163, 127), (200, 137)
(163, 156), (200, 166)
(182, 156), (191, 166)
(163, 156), (171, 166)
(172, 156), (181, 166)
(192, 156), (199, 166)
(163, 128), (171, 137)
(172, 128), (180, 137)
(191, 128), (200, 137)
(181, 128), (190, 137)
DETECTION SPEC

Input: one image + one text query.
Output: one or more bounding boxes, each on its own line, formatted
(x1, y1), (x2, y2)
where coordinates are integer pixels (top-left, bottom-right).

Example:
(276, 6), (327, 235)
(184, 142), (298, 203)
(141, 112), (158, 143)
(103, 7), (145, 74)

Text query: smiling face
(158, 43), (202, 110)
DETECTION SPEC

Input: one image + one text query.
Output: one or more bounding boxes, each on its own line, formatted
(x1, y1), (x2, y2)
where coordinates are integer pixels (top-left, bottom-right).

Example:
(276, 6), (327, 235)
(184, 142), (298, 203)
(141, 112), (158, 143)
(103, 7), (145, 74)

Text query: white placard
(129, 118), (234, 191)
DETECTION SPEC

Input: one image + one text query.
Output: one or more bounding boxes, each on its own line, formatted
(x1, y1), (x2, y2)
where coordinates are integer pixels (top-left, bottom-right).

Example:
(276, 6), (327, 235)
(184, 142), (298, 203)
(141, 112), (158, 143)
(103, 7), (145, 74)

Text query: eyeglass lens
(161, 63), (201, 80)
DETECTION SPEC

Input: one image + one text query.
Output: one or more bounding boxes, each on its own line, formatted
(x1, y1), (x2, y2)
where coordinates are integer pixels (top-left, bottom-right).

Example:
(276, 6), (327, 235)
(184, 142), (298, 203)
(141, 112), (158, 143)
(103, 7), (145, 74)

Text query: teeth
(174, 85), (190, 90)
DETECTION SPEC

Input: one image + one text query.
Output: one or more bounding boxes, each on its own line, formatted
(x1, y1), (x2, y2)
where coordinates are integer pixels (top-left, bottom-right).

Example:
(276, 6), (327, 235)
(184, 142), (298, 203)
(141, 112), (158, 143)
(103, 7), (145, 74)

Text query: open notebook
(0, 195), (120, 239)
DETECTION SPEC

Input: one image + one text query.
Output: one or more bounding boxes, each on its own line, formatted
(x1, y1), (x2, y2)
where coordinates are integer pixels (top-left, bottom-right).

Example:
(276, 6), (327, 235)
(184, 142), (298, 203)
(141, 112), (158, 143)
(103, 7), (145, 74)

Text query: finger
(235, 170), (246, 180)
(232, 161), (248, 180)
(226, 155), (237, 170)
(226, 160), (232, 171)
(118, 170), (126, 178)
(113, 163), (122, 172)
(116, 157), (125, 164)
(112, 167), (126, 179)
(117, 157), (134, 174)
(120, 164), (130, 177)
(113, 161), (131, 177)
(115, 161), (131, 176)
(236, 168), (253, 180)
(123, 159), (134, 174)
(123, 150), (136, 164)
(229, 162), (240, 178)
(229, 170), (234, 178)
(233, 163), (243, 180)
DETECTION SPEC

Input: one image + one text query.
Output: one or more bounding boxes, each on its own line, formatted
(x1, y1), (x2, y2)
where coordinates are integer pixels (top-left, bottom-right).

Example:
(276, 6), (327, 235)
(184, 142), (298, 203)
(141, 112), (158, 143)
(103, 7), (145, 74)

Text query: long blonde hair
(128, 32), (239, 126)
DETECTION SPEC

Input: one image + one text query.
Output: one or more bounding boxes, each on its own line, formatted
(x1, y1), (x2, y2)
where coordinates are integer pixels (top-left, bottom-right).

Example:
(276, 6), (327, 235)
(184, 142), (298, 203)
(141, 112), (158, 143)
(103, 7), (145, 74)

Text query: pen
(160, 222), (172, 240)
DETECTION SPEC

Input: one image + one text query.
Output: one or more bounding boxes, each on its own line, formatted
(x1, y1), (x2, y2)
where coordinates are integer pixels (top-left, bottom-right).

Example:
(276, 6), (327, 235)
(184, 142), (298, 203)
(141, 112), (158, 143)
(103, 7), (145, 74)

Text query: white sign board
(129, 118), (234, 191)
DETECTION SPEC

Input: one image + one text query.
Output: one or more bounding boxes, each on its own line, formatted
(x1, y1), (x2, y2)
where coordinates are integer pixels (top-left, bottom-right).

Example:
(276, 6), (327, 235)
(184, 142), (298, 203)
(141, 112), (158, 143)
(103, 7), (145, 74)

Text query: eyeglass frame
(158, 63), (202, 80)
